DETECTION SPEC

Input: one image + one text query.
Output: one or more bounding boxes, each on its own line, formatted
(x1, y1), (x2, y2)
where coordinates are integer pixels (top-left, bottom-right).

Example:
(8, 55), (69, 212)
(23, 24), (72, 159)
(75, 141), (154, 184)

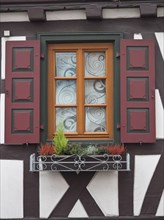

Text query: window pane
(56, 80), (76, 104)
(85, 107), (106, 132)
(56, 108), (76, 132)
(56, 52), (76, 77)
(85, 52), (106, 77)
(85, 80), (106, 104)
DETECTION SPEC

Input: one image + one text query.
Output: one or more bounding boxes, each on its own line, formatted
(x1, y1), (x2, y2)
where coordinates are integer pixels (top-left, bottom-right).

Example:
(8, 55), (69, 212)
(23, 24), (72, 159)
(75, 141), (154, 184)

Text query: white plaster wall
(39, 171), (69, 218)
(134, 155), (161, 216)
(155, 89), (164, 139)
(155, 32), (164, 139)
(103, 8), (140, 19)
(87, 171), (118, 216)
(134, 33), (143, 39)
(155, 32), (164, 60)
(0, 8), (163, 23)
(0, 36), (26, 144)
(0, 12), (29, 22)
(68, 200), (88, 218)
(46, 10), (86, 21)
(0, 160), (23, 219)
(157, 7), (164, 17)
(156, 190), (164, 216)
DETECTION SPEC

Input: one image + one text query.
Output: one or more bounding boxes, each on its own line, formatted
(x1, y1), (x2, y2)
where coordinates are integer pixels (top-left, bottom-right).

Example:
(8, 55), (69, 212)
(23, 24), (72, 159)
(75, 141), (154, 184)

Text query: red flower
(38, 144), (55, 156)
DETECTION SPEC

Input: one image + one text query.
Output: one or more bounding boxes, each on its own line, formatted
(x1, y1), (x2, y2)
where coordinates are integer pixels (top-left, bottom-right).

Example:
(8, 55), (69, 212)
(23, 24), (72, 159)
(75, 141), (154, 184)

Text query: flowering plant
(38, 143), (55, 156)
(103, 144), (126, 155)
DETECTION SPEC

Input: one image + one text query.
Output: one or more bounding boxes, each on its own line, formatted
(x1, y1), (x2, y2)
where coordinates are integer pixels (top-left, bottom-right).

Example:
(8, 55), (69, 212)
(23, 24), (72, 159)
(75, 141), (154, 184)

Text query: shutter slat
(120, 39), (155, 143)
(5, 40), (40, 144)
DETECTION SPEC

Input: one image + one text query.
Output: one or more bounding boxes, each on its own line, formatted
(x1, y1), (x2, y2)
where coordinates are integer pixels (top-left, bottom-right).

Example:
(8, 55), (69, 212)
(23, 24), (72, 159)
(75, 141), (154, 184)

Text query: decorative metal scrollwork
(30, 153), (130, 173)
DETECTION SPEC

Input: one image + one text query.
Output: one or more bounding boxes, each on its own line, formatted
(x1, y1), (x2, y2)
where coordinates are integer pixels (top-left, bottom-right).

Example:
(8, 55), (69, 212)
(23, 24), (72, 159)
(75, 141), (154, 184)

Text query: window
(48, 43), (114, 140)
(5, 33), (155, 144)
(4, 33), (155, 144)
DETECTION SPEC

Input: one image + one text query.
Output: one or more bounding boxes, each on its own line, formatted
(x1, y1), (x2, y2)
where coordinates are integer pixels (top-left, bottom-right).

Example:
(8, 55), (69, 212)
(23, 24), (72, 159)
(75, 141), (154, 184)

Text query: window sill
(30, 153), (130, 173)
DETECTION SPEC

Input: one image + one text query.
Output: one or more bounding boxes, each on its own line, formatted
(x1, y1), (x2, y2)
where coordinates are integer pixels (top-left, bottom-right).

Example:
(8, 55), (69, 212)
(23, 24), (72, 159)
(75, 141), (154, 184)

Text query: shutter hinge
(0, 79), (5, 94)
(117, 124), (120, 129)
(40, 124), (44, 130)
(40, 53), (44, 59)
(116, 52), (120, 58)
(139, 141), (143, 146)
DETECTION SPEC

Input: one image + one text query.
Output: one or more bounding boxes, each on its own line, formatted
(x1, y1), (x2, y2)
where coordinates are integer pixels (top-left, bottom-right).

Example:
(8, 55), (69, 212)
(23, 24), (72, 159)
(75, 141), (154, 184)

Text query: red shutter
(5, 41), (40, 144)
(120, 40), (155, 143)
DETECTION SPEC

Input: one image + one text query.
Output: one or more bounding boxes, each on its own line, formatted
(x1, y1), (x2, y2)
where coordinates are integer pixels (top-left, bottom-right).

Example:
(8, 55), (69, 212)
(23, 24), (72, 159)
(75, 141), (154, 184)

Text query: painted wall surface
(0, 5), (164, 220)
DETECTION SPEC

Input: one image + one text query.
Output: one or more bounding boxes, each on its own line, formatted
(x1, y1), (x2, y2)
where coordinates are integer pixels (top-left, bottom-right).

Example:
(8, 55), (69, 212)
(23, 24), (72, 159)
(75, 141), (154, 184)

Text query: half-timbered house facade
(0, 0), (164, 219)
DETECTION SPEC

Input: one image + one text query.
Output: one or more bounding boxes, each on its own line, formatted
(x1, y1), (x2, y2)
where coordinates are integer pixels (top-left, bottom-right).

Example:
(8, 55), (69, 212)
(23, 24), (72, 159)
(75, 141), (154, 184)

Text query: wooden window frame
(48, 43), (114, 140)
(39, 32), (122, 144)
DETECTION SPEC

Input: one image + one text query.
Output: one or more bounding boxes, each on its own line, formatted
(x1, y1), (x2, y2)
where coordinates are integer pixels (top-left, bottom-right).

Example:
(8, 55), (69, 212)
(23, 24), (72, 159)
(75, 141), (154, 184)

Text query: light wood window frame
(48, 43), (113, 140)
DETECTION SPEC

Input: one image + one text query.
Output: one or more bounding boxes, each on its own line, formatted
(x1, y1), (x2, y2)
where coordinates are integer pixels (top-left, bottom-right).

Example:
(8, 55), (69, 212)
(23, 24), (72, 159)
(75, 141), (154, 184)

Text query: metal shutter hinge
(40, 53), (44, 59)
(40, 124), (44, 130)
(117, 124), (120, 129)
(116, 52), (120, 58)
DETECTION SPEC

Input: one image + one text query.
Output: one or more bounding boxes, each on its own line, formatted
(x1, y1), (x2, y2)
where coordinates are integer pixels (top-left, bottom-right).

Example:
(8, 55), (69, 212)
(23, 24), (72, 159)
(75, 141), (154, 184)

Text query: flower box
(30, 153), (130, 173)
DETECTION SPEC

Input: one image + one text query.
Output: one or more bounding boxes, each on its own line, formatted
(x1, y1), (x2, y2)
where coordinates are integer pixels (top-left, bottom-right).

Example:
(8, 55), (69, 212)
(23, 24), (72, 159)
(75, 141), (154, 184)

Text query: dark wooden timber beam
(86, 5), (102, 20)
(140, 4), (157, 17)
(28, 8), (46, 21)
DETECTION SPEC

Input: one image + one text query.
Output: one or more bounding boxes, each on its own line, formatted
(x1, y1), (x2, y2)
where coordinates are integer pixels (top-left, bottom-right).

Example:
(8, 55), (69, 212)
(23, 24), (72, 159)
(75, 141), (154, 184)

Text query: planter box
(30, 153), (130, 173)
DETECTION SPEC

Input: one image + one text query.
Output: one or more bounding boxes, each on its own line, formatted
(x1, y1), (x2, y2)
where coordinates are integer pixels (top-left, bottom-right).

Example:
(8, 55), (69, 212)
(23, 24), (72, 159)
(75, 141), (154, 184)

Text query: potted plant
(33, 123), (130, 172)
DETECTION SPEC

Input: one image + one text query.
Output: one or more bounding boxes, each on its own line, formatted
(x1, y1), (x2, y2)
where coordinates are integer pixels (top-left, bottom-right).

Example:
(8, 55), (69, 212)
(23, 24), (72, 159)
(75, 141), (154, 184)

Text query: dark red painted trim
(120, 39), (155, 143)
(5, 40), (40, 144)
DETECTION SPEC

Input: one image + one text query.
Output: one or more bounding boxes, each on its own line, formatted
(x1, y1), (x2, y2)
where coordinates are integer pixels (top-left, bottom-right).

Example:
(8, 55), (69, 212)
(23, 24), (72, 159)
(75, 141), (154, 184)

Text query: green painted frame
(38, 32), (123, 144)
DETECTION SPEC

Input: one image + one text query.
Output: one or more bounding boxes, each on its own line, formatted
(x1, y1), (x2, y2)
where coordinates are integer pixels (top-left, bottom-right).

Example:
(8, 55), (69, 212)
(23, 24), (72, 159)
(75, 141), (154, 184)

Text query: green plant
(82, 145), (100, 155)
(64, 144), (104, 155)
(65, 143), (83, 155)
(53, 123), (68, 155)
(38, 143), (55, 156)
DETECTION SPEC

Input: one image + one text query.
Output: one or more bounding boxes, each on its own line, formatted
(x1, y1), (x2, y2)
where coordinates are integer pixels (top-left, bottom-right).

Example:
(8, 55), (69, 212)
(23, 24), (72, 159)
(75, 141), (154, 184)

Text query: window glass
(85, 80), (106, 104)
(48, 43), (113, 140)
(56, 108), (76, 132)
(56, 52), (76, 77)
(85, 107), (106, 132)
(85, 52), (106, 77)
(56, 80), (76, 105)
